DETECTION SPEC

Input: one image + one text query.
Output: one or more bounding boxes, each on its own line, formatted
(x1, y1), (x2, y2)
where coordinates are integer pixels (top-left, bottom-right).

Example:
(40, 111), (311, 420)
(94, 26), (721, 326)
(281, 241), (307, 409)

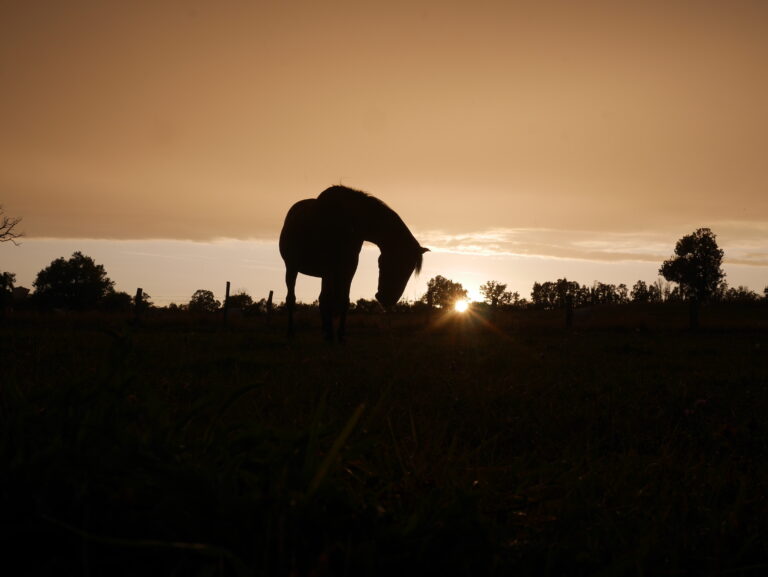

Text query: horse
(279, 185), (429, 341)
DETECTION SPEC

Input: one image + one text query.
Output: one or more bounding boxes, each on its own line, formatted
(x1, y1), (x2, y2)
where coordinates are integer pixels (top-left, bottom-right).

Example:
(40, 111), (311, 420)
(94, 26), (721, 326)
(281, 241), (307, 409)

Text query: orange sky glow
(1, 0), (766, 304)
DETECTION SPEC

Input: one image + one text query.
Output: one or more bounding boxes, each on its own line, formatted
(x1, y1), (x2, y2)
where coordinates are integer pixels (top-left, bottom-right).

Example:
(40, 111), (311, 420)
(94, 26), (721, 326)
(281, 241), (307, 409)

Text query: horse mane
(319, 186), (423, 273)
(318, 185), (392, 211)
(414, 251), (423, 275)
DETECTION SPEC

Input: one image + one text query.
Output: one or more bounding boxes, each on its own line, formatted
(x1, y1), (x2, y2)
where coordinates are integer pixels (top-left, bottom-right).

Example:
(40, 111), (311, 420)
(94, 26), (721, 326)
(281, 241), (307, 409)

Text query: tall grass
(2, 308), (767, 575)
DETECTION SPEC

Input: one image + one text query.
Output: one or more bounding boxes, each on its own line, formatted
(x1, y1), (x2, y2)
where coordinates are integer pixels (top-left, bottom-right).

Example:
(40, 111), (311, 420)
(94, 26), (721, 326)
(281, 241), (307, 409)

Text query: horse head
(375, 246), (430, 308)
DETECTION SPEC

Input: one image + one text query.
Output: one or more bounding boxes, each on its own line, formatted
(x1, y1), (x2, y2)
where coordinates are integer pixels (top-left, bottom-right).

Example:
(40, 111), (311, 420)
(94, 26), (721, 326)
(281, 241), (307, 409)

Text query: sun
(454, 299), (469, 313)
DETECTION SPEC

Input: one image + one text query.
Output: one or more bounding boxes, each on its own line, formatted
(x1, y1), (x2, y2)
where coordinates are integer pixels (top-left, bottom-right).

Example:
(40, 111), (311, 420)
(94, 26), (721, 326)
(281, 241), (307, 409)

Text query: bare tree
(1, 206), (23, 245)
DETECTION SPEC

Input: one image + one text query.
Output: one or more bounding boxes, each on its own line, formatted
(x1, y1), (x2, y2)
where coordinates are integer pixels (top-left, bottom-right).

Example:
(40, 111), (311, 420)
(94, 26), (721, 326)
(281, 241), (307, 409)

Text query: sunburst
(454, 299), (469, 313)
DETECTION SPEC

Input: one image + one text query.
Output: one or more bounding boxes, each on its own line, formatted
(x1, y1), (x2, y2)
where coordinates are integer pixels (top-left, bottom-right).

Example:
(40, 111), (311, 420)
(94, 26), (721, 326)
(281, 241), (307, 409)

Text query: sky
(1, 0), (767, 305)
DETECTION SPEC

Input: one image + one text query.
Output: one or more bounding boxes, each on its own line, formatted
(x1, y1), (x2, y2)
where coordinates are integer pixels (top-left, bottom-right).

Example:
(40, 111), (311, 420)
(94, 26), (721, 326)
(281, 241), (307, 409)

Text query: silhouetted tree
(556, 278), (584, 306)
(647, 281), (662, 303)
(422, 275), (467, 309)
(139, 291), (153, 309)
(0, 206), (23, 245)
(667, 285), (684, 302)
(589, 281), (623, 305)
(660, 228), (725, 328)
(660, 228), (725, 301)
(480, 280), (515, 308)
(227, 290), (253, 310)
(101, 291), (133, 312)
(251, 298), (270, 315)
(652, 278), (674, 302)
(631, 280), (650, 303)
(532, 279), (587, 309)
(617, 283), (629, 303)
(189, 289), (220, 313)
(531, 281), (556, 309)
(0, 271), (14, 294)
(353, 298), (381, 313)
(724, 285), (759, 303)
(530, 282), (549, 309)
(1, 271), (15, 313)
(764, 286), (768, 301)
(33, 252), (115, 310)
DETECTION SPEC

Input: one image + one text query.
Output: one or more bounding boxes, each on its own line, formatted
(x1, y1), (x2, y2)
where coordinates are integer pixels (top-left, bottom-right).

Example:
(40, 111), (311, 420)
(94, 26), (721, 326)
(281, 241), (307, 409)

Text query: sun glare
(454, 299), (469, 313)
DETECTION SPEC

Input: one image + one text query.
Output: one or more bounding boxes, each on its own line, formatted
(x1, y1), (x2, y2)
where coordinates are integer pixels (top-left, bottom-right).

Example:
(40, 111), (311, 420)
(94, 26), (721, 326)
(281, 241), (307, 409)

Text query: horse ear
(420, 247), (430, 254)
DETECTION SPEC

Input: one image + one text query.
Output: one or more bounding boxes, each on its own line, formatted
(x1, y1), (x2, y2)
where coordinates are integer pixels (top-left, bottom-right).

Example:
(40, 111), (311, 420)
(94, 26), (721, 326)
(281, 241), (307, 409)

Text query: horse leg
(319, 276), (335, 342)
(337, 253), (359, 343)
(337, 278), (354, 344)
(285, 267), (298, 338)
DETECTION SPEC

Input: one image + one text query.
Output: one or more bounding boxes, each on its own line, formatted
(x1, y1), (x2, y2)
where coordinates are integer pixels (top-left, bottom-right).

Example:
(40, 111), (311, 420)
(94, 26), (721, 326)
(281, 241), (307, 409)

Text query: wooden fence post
(223, 281), (231, 326)
(266, 290), (273, 325)
(134, 288), (143, 325)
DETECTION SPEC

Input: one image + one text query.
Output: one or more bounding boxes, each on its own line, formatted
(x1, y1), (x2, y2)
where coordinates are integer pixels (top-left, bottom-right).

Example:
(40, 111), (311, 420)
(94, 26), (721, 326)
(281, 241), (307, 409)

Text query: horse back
(280, 198), (362, 277)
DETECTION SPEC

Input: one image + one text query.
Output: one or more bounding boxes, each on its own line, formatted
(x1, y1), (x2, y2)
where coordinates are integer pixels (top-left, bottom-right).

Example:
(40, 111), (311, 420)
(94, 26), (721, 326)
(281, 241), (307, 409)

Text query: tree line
(418, 229), (766, 314)
(0, 252), (276, 316)
(1, 227), (767, 315)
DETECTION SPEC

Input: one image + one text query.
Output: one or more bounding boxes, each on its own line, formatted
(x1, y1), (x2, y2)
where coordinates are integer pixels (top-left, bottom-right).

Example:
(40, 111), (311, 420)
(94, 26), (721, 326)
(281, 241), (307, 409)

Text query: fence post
(134, 288), (143, 325)
(223, 281), (231, 326)
(266, 290), (273, 325)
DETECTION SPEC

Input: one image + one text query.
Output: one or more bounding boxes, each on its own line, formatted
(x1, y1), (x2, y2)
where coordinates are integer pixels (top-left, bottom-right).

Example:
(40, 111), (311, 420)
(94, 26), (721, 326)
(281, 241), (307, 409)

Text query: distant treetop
(659, 228), (725, 303)
(422, 275), (467, 309)
(33, 251), (115, 310)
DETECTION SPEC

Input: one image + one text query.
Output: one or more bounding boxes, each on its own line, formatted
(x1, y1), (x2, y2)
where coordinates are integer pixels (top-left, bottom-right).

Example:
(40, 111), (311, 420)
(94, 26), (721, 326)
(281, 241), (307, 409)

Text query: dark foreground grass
(2, 307), (768, 576)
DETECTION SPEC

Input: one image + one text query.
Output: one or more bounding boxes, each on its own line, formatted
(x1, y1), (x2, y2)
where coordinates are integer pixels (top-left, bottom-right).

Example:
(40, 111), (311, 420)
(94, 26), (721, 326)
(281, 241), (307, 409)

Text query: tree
(137, 290), (153, 310)
(660, 228), (725, 329)
(589, 281), (621, 305)
(556, 278), (584, 306)
(647, 282), (662, 303)
(480, 280), (515, 308)
(1, 271), (15, 312)
(353, 298), (381, 313)
(653, 278), (673, 302)
(189, 289), (220, 313)
(227, 290), (253, 310)
(33, 251), (115, 310)
(421, 275), (467, 309)
(0, 271), (14, 294)
(1, 206), (23, 245)
(724, 286), (759, 303)
(101, 290), (133, 312)
(531, 279), (584, 309)
(631, 280), (650, 303)
(660, 228), (725, 302)
(616, 283), (629, 304)
(101, 290), (153, 313)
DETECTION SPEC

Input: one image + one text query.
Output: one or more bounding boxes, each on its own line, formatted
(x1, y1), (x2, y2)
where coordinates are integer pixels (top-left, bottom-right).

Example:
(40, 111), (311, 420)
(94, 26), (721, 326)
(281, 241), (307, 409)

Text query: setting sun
(454, 299), (469, 313)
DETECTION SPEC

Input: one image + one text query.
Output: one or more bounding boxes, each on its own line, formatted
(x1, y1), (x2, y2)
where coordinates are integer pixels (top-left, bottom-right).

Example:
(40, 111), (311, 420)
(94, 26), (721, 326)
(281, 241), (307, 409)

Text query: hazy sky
(2, 0), (766, 303)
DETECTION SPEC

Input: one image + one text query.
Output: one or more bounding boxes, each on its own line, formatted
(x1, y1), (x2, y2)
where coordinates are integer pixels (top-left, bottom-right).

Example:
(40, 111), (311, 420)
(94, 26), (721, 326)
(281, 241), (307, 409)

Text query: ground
(2, 304), (767, 576)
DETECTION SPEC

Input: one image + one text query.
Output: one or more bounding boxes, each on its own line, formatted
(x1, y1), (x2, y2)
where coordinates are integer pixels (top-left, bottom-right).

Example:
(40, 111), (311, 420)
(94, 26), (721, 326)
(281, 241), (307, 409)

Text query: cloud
(418, 223), (768, 266)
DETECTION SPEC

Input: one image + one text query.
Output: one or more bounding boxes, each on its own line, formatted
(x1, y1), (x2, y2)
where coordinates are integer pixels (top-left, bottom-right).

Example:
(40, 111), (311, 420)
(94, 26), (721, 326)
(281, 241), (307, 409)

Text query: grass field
(2, 305), (768, 576)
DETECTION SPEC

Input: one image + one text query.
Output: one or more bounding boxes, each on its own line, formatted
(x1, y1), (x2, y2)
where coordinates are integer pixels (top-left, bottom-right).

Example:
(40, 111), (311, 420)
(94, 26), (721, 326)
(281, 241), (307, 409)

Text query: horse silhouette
(280, 186), (429, 341)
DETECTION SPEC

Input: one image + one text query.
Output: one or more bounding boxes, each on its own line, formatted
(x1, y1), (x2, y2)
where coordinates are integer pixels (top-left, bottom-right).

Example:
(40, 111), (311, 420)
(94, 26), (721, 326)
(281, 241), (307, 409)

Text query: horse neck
(361, 205), (415, 254)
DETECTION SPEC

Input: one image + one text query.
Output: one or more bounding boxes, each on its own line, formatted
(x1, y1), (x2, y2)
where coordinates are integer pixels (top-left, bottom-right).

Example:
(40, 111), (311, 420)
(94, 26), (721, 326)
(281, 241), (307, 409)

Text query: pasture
(2, 305), (768, 576)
